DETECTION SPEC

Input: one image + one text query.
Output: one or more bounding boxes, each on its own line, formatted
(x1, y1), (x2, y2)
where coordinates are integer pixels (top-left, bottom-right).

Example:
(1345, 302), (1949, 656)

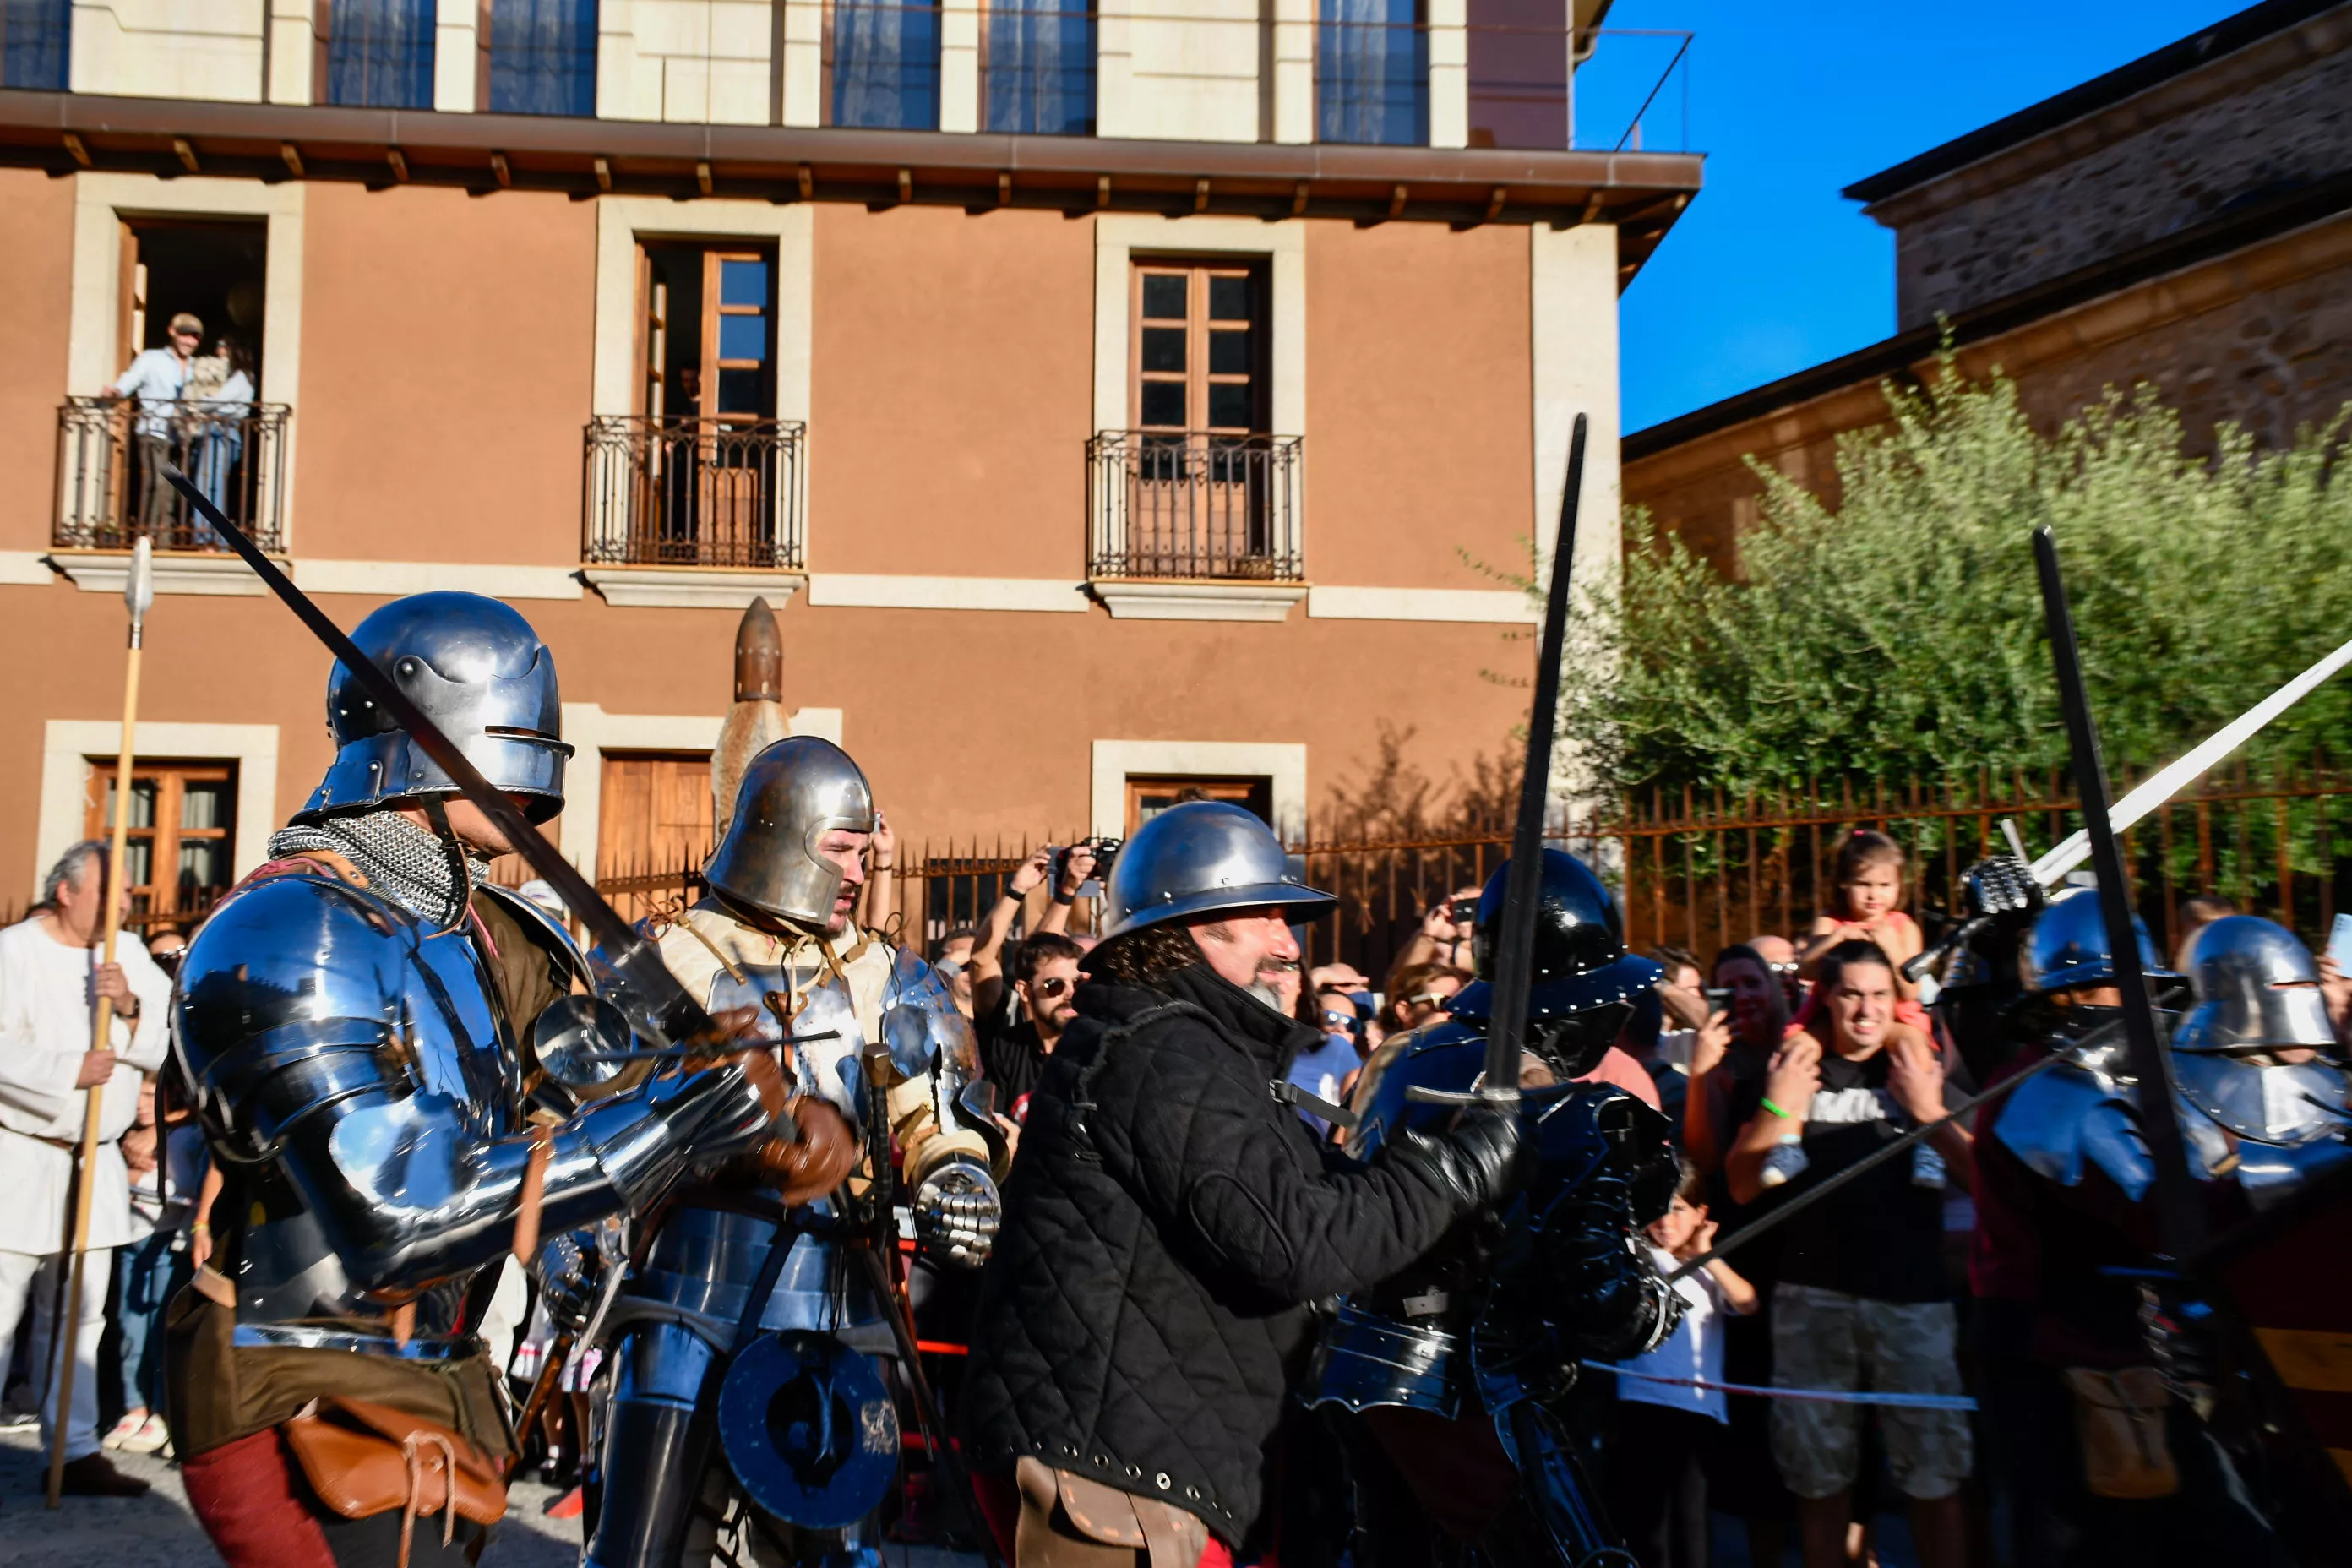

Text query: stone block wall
(1875, 14), (2352, 329)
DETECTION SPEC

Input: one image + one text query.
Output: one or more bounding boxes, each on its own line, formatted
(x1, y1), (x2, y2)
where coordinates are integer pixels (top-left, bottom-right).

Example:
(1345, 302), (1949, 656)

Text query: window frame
(83, 759), (238, 932)
(1123, 774), (1274, 836)
(1128, 259), (1267, 436)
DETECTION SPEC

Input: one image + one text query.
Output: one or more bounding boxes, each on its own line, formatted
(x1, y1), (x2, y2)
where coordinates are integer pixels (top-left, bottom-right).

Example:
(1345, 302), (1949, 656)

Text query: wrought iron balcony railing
(55, 396), (290, 553)
(1087, 431), (1303, 582)
(583, 416), (807, 571)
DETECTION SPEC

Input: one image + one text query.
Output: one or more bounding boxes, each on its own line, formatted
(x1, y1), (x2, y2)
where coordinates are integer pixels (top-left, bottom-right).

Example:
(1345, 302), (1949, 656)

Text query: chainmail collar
(270, 808), (488, 928)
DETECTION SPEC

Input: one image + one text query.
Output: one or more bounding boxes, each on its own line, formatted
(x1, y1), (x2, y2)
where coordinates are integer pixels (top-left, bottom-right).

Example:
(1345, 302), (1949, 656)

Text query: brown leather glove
(750, 1098), (858, 1205)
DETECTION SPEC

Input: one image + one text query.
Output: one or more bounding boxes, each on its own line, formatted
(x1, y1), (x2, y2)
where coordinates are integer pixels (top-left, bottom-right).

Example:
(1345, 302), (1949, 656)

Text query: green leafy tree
(1560, 368), (2352, 801)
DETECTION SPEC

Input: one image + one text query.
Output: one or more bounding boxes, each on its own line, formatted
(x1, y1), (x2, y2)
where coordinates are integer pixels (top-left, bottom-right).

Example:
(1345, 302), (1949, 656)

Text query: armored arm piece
(877, 948), (1005, 1266)
(175, 878), (777, 1299)
(1533, 1094), (1683, 1362)
(1539, 1161), (1681, 1360)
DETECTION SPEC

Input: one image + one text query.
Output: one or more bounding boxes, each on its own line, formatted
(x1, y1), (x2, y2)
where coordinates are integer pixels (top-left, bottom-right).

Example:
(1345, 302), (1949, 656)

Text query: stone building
(1624, 0), (2352, 570)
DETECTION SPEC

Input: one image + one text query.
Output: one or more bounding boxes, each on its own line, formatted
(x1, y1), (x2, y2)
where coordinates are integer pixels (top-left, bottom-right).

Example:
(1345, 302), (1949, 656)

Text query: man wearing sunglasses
(986, 931), (1086, 1124)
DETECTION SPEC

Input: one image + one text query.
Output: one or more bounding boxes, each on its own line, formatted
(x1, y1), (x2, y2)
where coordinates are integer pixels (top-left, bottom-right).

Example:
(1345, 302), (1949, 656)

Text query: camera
(1051, 836), (1123, 898)
(1702, 986), (1734, 1011)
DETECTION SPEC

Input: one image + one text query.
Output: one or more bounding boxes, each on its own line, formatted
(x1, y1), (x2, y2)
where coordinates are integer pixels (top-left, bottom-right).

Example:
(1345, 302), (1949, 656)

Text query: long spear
(47, 536), (154, 1507)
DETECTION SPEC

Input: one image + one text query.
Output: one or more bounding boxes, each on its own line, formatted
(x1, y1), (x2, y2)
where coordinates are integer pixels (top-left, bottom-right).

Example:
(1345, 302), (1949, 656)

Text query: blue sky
(1609, 0), (2249, 433)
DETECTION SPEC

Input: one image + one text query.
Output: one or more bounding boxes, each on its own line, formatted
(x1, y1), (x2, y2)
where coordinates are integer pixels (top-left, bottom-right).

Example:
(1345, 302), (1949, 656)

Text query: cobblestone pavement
(0, 1422), (580, 1566)
(0, 1424), (979, 1567)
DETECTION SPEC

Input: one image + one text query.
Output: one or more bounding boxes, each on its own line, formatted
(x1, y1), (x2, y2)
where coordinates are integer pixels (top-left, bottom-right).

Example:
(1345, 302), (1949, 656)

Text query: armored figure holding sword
(1313, 848), (1683, 1566)
(165, 591), (855, 1566)
(582, 734), (1009, 1568)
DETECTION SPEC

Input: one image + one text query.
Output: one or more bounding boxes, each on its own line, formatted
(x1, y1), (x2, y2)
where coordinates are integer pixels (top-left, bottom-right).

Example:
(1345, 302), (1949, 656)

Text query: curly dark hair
(1081, 923), (1201, 987)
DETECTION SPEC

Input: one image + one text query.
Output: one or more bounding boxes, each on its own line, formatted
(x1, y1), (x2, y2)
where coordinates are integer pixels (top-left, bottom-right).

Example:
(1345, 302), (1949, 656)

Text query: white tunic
(0, 918), (173, 1255)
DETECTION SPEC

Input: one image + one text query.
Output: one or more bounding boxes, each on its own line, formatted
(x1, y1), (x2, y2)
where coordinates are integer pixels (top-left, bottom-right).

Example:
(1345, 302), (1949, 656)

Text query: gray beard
(270, 808), (488, 928)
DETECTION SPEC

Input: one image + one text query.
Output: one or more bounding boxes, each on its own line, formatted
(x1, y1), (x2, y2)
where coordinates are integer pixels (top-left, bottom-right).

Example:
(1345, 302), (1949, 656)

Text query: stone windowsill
(1086, 579), (1309, 623)
(578, 564), (808, 610)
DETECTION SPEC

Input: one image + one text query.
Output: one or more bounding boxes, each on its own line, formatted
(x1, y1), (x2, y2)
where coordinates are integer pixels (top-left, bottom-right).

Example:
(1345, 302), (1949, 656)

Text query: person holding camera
(971, 841), (1102, 1030)
(1394, 887), (1481, 974)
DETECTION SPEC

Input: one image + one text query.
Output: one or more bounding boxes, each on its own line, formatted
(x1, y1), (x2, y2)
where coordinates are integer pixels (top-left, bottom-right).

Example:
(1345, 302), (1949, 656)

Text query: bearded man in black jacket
(962, 801), (1525, 1566)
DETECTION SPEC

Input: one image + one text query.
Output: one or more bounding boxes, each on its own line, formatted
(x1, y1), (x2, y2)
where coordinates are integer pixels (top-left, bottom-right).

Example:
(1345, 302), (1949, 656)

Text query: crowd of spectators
(19, 819), (2352, 1568)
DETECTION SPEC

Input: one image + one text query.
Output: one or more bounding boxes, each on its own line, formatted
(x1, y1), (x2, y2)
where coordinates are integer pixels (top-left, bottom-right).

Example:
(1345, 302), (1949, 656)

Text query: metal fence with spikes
(569, 763), (2352, 987)
(5, 765), (2341, 990)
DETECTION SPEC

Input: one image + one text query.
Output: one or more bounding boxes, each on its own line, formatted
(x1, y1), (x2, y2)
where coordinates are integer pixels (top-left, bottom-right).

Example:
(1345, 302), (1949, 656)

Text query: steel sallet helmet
(302, 591), (569, 823)
(704, 736), (876, 931)
(1101, 800), (1336, 939)
(1451, 848), (1663, 1024)
(2173, 916), (2337, 1055)
(2019, 885), (2176, 998)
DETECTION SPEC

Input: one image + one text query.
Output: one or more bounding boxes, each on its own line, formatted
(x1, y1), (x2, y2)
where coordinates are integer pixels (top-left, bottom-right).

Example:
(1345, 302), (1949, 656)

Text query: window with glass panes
(83, 760), (237, 929)
(637, 245), (774, 424)
(1130, 261), (1266, 433)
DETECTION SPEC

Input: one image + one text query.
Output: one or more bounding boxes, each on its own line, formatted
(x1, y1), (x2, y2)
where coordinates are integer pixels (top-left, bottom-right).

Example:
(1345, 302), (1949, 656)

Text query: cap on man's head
(168, 312), (204, 338)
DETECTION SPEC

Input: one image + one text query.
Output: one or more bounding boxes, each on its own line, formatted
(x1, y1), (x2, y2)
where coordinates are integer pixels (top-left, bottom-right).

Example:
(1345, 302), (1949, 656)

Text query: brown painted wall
(295, 184), (597, 563)
(0, 184), (1555, 904)
(0, 171), (75, 555)
(1306, 220), (1532, 585)
(808, 205), (1095, 579)
(0, 585), (1532, 901)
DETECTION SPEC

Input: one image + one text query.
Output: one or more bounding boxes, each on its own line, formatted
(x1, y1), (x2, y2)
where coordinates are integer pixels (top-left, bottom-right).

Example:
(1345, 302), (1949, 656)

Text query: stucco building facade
(0, 0), (1699, 931)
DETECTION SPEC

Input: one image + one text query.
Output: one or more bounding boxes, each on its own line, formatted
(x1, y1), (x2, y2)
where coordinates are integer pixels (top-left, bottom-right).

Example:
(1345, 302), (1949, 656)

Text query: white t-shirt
(1614, 1241), (1734, 1424)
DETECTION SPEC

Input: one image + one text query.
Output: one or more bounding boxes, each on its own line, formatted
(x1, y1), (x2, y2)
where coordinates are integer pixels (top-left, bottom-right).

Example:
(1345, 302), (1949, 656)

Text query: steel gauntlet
(912, 1154), (1002, 1267)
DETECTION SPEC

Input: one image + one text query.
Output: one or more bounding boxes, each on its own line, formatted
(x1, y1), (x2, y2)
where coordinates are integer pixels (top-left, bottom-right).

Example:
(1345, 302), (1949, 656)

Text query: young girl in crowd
(1609, 1159), (1761, 1568)
(1800, 830), (1928, 1022)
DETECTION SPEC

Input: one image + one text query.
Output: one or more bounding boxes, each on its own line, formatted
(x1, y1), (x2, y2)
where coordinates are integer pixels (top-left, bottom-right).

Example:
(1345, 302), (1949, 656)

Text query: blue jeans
(114, 1230), (184, 1413)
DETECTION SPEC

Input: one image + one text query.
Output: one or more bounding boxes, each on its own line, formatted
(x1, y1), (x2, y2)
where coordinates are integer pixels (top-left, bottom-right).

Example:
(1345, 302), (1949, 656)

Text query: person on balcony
(191, 335), (257, 542)
(103, 311), (206, 538)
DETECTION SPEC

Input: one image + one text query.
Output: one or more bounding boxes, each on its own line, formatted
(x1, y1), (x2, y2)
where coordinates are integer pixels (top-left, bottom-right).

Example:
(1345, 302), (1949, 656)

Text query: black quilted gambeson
(961, 959), (1473, 1545)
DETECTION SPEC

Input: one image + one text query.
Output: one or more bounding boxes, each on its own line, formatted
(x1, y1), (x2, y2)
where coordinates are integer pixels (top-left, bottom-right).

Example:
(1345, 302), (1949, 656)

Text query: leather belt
(231, 1322), (482, 1362)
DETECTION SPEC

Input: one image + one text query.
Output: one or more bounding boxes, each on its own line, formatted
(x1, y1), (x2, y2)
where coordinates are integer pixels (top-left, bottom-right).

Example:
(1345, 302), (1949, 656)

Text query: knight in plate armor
(582, 735), (1008, 1568)
(1970, 887), (2343, 1567)
(166, 592), (833, 1568)
(1309, 848), (1682, 1566)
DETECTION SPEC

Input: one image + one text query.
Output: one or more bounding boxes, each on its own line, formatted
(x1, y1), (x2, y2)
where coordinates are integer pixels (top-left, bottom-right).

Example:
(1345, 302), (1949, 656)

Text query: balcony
(52, 398), (288, 591)
(1086, 431), (1304, 621)
(580, 416), (807, 608)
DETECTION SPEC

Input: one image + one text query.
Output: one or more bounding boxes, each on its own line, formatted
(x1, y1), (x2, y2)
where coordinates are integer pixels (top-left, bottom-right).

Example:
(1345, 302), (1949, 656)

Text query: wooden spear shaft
(47, 537), (152, 1507)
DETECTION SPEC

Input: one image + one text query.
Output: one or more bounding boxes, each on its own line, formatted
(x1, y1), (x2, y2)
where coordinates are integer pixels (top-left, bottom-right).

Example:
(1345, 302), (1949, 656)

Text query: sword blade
(160, 464), (714, 1052)
(1481, 414), (1591, 1102)
(2030, 627), (2352, 887)
(2034, 525), (2204, 1260)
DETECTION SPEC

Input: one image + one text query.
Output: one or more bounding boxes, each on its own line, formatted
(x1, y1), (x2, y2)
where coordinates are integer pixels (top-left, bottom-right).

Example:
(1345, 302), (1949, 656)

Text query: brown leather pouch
(281, 1394), (508, 1565)
(2062, 1366), (2179, 1500)
(1013, 1455), (1208, 1568)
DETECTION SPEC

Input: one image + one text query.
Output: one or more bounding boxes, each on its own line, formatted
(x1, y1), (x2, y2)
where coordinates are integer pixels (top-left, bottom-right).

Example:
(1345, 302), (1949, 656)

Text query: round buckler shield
(718, 1330), (899, 1530)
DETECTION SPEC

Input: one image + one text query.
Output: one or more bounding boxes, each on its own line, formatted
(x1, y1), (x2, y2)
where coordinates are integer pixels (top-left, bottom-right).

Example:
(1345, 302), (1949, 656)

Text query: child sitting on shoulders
(1609, 1158), (1761, 1568)
(1800, 829), (1928, 1021)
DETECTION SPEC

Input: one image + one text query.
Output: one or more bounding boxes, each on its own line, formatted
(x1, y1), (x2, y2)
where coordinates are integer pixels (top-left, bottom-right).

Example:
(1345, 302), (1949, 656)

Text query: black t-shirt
(1730, 1041), (1975, 1304)
(981, 1017), (1049, 1124)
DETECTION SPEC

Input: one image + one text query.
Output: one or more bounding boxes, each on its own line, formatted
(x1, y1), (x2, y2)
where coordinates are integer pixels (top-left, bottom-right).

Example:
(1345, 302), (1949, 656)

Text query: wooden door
(598, 751), (716, 922)
(84, 760), (237, 934)
(1128, 260), (1266, 574)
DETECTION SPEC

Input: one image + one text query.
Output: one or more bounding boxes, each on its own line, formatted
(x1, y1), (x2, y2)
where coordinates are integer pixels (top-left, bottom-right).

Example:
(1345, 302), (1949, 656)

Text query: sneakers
(59, 1452), (152, 1497)
(116, 1413), (172, 1455)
